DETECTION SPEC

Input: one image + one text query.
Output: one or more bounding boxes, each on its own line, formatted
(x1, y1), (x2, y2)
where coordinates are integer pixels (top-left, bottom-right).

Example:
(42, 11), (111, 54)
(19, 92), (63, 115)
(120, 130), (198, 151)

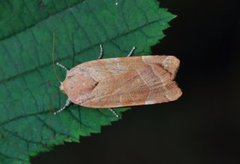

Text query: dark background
(32, 0), (240, 163)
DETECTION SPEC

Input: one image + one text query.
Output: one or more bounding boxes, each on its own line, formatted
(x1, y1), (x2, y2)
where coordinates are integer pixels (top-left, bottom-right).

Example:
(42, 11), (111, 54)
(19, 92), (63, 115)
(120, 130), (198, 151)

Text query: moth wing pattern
(64, 56), (182, 108)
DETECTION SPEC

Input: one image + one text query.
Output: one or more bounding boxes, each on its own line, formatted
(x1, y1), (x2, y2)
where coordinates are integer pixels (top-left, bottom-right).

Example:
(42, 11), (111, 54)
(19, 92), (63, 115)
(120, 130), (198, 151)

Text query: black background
(32, 0), (240, 163)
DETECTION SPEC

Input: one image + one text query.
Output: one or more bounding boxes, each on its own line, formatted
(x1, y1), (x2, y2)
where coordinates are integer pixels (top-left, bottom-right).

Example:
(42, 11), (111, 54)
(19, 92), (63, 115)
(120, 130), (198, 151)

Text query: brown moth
(54, 46), (182, 115)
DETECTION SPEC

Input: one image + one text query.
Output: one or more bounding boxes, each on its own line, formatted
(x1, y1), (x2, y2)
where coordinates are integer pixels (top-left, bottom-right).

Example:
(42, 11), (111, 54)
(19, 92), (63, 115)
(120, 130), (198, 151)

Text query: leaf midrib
(0, 18), (161, 84)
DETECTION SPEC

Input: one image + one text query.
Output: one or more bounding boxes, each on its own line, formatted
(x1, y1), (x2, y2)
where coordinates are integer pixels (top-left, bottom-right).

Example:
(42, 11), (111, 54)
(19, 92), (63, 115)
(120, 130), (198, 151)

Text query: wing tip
(161, 55), (180, 79)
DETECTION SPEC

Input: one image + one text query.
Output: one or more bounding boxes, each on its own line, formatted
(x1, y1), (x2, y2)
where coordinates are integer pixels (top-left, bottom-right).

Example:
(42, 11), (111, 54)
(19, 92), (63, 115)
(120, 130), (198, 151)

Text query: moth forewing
(60, 55), (182, 109)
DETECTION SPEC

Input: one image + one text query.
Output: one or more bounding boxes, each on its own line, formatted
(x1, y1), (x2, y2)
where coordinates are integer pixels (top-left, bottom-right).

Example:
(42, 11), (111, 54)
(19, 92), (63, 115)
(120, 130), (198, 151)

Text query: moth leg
(98, 44), (104, 59)
(108, 108), (119, 118)
(56, 62), (69, 72)
(54, 98), (71, 115)
(127, 46), (136, 57)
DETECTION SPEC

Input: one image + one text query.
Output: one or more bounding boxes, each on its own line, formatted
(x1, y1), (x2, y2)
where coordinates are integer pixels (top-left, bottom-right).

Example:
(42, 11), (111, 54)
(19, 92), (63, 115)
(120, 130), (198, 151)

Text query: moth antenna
(54, 98), (71, 115)
(56, 62), (69, 72)
(71, 33), (76, 66)
(52, 32), (62, 83)
(127, 46), (136, 57)
(108, 108), (119, 118)
(98, 44), (104, 59)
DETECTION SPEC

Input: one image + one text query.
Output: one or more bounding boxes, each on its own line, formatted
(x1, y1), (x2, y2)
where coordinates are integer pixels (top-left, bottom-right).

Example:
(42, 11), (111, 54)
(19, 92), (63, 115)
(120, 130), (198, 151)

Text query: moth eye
(67, 75), (73, 79)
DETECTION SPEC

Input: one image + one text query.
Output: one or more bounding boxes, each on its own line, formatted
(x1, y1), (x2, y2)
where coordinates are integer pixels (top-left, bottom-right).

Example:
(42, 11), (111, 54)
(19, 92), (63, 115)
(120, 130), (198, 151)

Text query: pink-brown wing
(68, 55), (182, 108)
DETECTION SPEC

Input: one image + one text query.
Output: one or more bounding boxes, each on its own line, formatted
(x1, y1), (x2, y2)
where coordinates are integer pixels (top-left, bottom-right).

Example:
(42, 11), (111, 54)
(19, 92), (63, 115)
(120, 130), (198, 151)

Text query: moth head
(58, 70), (99, 105)
(59, 82), (66, 94)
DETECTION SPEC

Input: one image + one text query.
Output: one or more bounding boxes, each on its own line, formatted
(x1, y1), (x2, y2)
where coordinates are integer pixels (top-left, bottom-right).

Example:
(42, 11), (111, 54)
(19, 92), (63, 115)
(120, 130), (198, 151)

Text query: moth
(54, 45), (182, 115)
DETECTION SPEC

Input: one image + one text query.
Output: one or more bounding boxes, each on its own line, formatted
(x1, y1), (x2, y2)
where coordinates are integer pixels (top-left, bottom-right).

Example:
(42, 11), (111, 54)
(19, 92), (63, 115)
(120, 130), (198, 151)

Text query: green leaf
(0, 0), (175, 163)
